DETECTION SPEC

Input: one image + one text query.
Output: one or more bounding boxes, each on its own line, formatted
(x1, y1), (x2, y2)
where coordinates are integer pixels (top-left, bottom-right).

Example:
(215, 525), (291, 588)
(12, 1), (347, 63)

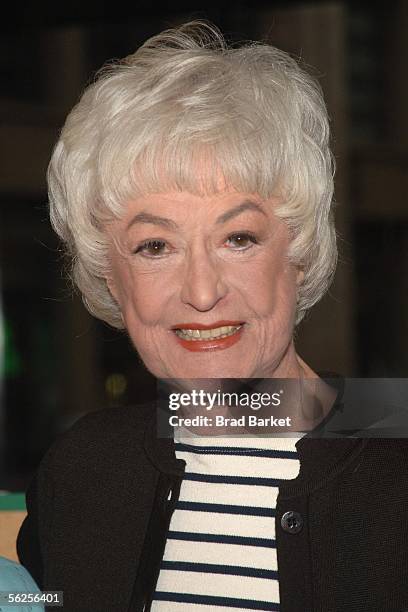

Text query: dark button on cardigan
(280, 510), (304, 534)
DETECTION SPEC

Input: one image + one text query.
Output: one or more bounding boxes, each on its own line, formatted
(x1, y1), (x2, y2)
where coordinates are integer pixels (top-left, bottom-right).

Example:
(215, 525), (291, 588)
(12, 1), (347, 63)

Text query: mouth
(171, 321), (245, 352)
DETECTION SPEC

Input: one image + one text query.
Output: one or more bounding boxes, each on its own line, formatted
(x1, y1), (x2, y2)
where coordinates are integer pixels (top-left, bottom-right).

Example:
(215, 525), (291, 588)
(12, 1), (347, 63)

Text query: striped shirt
(151, 431), (303, 611)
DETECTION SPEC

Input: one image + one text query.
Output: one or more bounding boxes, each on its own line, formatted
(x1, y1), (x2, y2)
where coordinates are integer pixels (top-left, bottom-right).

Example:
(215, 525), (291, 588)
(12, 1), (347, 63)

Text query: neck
(257, 341), (336, 433)
(266, 339), (315, 379)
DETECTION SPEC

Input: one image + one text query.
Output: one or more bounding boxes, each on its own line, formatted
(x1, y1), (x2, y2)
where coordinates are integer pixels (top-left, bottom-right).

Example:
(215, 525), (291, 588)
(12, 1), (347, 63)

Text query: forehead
(119, 189), (281, 230)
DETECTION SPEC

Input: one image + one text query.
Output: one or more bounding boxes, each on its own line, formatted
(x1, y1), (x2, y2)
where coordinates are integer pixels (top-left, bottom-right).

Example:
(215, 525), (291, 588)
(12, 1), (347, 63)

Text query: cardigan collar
(142, 372), (369, 498)
(143, 405), (186, 477)
(278, 372), (369, 497)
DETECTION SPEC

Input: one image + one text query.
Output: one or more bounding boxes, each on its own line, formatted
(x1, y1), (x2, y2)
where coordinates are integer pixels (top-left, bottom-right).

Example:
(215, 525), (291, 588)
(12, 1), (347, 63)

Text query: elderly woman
(17, 21), (408, 612)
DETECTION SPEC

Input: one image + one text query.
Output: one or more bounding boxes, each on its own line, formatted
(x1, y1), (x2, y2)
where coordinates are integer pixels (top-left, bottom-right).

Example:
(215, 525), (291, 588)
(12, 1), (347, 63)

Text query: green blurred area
(0, 492), (26, 511)
(2, 319), (21, 378)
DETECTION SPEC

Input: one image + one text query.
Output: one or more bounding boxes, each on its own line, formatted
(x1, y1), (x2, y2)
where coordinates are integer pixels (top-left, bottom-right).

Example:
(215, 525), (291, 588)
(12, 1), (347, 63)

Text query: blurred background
(1, 0), (407, 490)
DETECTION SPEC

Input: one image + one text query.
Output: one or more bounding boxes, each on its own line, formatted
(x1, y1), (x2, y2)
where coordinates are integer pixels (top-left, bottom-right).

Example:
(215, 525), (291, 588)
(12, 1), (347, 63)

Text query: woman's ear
(106, 276), (125, 325)
(106, 275), (120, 304)
(296, 267), (305, 286)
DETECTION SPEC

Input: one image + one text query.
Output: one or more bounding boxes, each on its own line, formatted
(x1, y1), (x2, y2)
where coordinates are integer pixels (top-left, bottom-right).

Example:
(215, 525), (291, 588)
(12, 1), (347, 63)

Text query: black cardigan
(17, 402), (408, 611)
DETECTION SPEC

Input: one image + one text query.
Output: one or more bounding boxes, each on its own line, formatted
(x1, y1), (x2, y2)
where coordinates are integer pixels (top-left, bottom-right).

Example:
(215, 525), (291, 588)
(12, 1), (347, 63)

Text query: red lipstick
(171, 321), (245, 352)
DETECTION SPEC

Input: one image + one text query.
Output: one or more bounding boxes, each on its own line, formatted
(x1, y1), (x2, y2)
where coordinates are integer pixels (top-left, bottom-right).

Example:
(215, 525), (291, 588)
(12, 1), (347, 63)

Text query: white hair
(48, 20), (337, 328)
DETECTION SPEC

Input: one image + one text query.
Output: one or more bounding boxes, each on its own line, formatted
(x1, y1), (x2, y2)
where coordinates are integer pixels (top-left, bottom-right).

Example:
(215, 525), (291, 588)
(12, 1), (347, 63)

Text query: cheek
(237, 252), (298, 317)
(114, 265), (169, 325)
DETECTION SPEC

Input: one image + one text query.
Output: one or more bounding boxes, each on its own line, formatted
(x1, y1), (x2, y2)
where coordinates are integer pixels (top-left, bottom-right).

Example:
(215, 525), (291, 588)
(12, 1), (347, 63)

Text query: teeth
(175, 325), (242, 341)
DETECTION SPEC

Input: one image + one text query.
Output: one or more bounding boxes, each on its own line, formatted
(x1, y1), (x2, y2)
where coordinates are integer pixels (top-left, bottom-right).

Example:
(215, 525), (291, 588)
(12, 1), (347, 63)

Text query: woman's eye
(225, 232), (258, 250)
(134, 240), (167, 257)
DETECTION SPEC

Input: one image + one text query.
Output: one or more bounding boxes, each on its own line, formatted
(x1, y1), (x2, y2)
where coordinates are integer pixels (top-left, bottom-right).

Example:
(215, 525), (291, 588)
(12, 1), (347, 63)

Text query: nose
(180, 247), (228, 312)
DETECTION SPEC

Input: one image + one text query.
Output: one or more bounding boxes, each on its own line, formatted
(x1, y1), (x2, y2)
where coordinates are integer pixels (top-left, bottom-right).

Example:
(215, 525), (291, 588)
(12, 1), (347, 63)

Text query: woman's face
(106, 188), (303, 379)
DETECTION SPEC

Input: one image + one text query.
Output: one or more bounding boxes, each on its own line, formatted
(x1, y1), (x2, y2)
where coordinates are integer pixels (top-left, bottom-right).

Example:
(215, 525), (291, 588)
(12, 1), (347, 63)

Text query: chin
(167, 361), (254, 380)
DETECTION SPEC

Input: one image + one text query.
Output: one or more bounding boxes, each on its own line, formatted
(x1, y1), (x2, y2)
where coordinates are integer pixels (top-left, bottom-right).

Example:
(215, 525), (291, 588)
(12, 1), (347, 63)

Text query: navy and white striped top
(152, 431), (302, 611)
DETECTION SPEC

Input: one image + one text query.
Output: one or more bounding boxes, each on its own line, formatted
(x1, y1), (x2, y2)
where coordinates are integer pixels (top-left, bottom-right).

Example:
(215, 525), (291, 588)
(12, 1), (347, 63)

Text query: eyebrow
(126, 211), (178, 231)
(215, 200), (267, 224)
(126, 200), (266, 231)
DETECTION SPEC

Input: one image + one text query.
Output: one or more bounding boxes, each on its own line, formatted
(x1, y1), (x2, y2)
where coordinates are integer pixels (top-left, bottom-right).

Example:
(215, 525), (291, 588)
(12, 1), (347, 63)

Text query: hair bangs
(95, 106), (289, 218)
